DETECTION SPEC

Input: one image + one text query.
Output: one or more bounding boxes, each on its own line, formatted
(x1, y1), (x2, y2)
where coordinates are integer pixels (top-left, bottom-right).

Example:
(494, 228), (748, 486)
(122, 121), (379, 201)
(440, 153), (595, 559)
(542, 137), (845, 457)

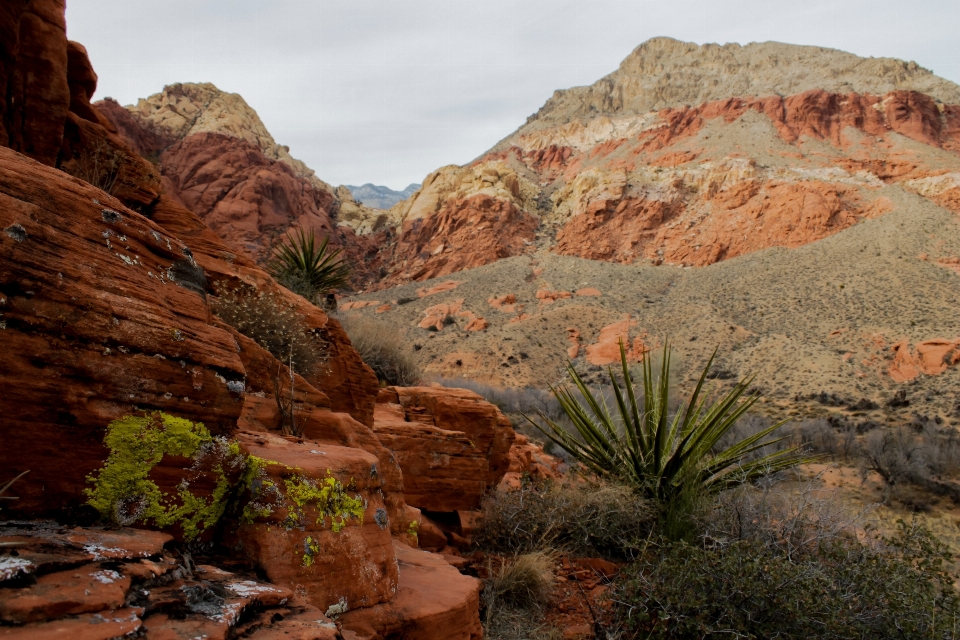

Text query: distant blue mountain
(345, 183), (421, 210)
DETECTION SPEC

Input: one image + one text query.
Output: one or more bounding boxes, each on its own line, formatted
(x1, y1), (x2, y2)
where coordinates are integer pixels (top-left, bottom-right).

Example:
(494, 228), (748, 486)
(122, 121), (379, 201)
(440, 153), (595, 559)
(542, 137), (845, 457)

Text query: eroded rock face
(338, 541), (482, 640)
(0, 0), (69, 165)
(230, 433), (399, 613)
(159, 132), (338, 262)
(384, 194), (538, 284)
(372, 387), (515, 512)
(0, 148), (245, 517)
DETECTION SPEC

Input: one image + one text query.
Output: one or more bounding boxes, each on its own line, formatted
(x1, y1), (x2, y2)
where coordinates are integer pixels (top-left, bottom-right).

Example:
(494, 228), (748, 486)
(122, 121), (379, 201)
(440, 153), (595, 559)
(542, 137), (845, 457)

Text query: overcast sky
(66, 1), (960, 190)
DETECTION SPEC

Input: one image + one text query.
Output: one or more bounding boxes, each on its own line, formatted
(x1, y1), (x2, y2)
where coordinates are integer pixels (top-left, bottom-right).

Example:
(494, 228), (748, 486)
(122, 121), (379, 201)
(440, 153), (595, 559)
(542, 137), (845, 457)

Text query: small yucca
(268, 228), (350, 301)
(531, 341), (815, 504)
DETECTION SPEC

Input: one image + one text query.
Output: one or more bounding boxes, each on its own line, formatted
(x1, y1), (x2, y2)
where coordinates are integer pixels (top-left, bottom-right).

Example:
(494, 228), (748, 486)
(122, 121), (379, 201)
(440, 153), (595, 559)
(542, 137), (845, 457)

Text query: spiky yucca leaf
(530, 341), (816, 502)
(267, 228), (350, 300)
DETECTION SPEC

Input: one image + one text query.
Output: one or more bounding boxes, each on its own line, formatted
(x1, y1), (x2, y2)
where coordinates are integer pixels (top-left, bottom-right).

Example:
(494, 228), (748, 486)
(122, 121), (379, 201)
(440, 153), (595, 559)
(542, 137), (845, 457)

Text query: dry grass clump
(482, 552), (561, 640)
(212, 285), (327, 377)
(477, 479), (655, 560)
(339, 314), (422, 386)
(486, 551), (556, 611)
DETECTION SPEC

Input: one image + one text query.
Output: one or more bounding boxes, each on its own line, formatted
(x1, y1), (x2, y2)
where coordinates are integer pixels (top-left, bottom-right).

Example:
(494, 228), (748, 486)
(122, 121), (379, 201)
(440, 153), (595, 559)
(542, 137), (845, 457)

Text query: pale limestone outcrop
(125, 82), (334, 194)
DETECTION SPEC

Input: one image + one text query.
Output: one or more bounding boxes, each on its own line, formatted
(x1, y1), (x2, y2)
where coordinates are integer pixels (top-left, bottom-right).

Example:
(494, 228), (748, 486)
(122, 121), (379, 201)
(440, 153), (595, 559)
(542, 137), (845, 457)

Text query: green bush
(614, 521), (960, 639)
(339, 314), (422, 386)
(476, 479), (655, 560)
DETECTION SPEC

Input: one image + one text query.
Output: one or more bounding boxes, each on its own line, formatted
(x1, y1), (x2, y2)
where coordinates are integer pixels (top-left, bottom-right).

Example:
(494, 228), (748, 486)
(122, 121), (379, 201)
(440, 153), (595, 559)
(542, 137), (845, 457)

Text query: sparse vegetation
(268, 228), (350, 302)
(481, 551), (561, 640)
(339, 314), (422, 386)
(64, 139), (123, 194)
(614, 517), (960, 639)
(212, 284), (327, 378)
(477, 478), (655, 559)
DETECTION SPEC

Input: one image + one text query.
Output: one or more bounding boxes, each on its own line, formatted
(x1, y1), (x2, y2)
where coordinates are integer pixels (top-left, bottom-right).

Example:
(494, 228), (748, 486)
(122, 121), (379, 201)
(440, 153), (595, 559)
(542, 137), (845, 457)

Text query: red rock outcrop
(0, 523), (340, 639)
(373, 386), (515, 512)
(158, 132), (339, 262)
(0, 0), (69, 165)
(338, 542), (483, 640)
(888, 337), (960, 381)
(383, 194), (538, 283)
(585, 316), (655, 366)
(0, 148), (246, 516)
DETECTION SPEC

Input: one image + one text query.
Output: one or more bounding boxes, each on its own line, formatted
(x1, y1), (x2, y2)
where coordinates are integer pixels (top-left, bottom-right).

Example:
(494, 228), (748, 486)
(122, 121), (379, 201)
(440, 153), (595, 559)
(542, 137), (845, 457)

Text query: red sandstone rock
(338, 542), (482, 640)
(0, 147), (247, 517)
(340, 300), (380, 311)
(488, 293), (518, 313)
(566, 328), (581, 359)
(383, 194), (538, 284)
(0, 566), (130, 624)
(417, 299), (464, 331)
(915, 339), (960, 375)
(231, 433), (399, 614)
(536, 289), (572, 304)
(0, 607), (143, 640)
(889, 339), (920, 383)
(159, 132), (338, 263)
(585, 316), (654, 366)
(575, 287), (601, 297)
(375, 303), (391, 313)
(463, 316), (488, 331)
(0, 0), (69, 165)
(416, 280), (461, 297)
(372, 386), (515, 512)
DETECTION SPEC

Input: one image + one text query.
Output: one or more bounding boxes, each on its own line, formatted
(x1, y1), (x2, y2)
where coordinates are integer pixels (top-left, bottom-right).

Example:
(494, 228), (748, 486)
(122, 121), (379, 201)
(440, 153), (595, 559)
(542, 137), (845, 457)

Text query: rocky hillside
(0, 4), (556, 638)
(337, 38), (960, 424)
(96, 83), (389, 284)
(348, 182), (421, 209)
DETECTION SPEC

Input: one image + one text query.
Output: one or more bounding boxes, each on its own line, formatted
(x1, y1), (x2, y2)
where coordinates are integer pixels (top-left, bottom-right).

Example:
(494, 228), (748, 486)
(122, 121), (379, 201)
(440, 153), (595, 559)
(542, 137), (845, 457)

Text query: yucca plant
(530, 342), (815, 503)
(267, 228), (350, 301)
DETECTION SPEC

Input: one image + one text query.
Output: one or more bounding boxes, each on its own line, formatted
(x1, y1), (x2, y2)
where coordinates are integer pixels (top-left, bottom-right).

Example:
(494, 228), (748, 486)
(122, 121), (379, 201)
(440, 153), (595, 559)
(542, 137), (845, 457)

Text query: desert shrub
(65, 139), (123, 194)
(431, 378), (562, 418)
(481, 551), (559, 640)
(485, 551), (556, 611)
(532, 343), (813, 508)
(613, 521), (959, 639)
(476, 479), (655, 560)
(339, 314), (421, 386)
(212, 285), (327, 377)
(859, 425), (960, 505)
(268, 228), (350, 302)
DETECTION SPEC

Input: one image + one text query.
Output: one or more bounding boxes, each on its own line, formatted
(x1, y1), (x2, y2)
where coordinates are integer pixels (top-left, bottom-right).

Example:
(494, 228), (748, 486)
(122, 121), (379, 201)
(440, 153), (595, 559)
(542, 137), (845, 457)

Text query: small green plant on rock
(85, 412), (246, 540)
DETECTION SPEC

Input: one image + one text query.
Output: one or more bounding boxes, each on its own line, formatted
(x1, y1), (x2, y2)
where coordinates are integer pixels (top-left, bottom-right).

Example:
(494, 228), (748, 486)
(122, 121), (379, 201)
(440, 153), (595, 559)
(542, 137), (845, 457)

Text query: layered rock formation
(0, 10), (561, 636)
(97, 83), (387, 285)
(338, 39), (960, 423)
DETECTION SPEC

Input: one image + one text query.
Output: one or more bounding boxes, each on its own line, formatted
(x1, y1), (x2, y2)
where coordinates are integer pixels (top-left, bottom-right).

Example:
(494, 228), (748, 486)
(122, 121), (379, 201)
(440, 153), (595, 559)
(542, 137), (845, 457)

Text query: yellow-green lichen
(407, 520), (419, 542)
(240, 455), (282, 524)
(85, 412), (244, 540)
(282, 472), (365, 533)
(302, 535), (321, 567)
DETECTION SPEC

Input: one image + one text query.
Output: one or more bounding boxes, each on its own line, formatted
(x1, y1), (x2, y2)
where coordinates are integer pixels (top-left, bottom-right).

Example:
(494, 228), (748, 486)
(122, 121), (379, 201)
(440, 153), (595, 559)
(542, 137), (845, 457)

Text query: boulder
(338, 542), (482, 640)
(372, 386), (515, 512)
(229, 433), (399, 614)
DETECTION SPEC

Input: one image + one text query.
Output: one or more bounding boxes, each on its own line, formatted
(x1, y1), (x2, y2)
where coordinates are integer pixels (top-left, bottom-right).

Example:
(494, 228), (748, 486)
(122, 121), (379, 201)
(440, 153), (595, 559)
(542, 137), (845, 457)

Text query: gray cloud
(66, 0), (960, 189)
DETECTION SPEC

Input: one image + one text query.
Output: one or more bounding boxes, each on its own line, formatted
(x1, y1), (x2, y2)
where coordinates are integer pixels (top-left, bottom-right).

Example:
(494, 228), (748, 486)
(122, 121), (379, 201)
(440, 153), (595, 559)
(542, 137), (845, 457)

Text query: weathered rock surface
(338, 542), (482, 640)
(372, 386), (515, 512)
(0, 0), (69, 166)
(0, 147), (245, 516)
